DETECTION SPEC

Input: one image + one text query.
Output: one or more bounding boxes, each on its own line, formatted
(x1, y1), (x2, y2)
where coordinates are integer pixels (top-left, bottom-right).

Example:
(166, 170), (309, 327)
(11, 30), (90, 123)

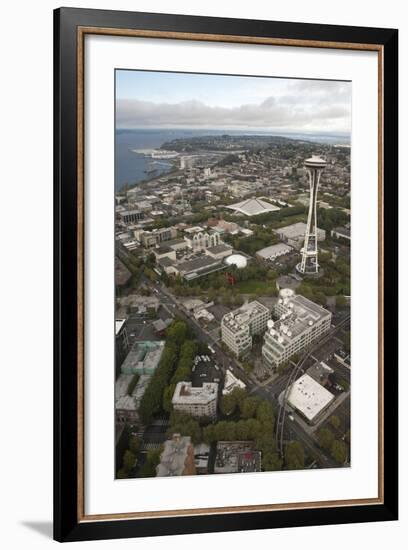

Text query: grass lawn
(235, 279), (276, 294)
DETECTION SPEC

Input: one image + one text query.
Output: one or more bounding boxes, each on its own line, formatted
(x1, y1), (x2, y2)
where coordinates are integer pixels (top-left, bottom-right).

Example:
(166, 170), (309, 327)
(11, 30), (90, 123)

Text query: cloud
(116, 81), (351, 133)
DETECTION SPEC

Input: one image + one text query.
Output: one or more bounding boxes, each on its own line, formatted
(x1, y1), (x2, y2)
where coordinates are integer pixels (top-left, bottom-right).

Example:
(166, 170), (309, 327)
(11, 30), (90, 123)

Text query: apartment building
(172, 382), (218, 419)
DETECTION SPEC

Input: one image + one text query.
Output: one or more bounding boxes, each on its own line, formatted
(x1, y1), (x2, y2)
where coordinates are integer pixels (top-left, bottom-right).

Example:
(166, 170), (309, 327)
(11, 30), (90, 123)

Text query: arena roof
(225, 197), (280, 216)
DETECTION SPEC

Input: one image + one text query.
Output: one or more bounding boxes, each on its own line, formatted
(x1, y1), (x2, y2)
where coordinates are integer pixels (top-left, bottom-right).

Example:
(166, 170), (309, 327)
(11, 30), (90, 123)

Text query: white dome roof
(279, 288), (295, 300)
(225, 254), (247, 269)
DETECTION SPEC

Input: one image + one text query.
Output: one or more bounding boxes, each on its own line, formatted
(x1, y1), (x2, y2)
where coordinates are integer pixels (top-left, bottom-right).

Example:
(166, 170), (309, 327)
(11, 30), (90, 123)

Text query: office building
(221, 300), (270, 358)
(262, 289), (331, 370)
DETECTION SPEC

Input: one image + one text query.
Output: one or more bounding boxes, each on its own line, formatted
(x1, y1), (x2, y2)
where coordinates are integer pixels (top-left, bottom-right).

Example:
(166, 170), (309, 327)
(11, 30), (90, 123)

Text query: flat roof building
(175, 255), (225, 281)
(221, 300), (270, 358)
(222, 369), (246, 395)
(307, 361), (334, 387)
(194, 442), (211, 474)
(256, 243), (293, 261)
(119, 209), (144, 224)
(205, 243), (233, 260)
(156, 434), (196, 477)
(115, 374), (151, 425)
(331, 226), (351, 241)
(121, 341), (165, 375)
(214, 441), (261, 474)
(274, 222), (325, 250)
(262, 289), (332, 371)
(172, 382), (218, 418)
(287, 373), (335, 424)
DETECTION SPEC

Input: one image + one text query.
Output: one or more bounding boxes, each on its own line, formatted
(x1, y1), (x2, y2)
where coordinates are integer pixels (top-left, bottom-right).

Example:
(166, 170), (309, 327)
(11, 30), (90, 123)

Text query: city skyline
(114, 70), (351, 480)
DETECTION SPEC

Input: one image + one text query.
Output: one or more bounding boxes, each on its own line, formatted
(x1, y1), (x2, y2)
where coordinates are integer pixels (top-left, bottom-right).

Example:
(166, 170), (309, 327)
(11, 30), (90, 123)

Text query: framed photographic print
(54, 7), (398, 542)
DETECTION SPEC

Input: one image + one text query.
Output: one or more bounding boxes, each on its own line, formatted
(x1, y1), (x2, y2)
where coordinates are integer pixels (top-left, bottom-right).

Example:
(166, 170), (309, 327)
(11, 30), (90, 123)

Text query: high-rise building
(262, 289), (331, 370)
(297, 156), (327, 274)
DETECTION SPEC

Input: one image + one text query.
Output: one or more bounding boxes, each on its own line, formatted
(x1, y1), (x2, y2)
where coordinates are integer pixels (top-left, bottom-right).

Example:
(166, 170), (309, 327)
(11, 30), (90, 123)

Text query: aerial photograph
(114, 70), (351, 479)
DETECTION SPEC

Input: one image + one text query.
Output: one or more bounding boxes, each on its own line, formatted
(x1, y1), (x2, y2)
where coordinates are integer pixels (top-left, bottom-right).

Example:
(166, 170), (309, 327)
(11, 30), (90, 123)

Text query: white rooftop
(222, 300), (269, 335)
(225, 253), (247, 269)
(115, 374), (151, 411)
(172, 382), (218, 405)
(287, 374), (334, 422)
(256, 243), (292, 259)
(275, 222), (325, 240)
(156, 435), (193, 477)
(115, 319), (126, 335)
(226, 197), (280, 216)
(222, 369), (246, 395)
(269, 292), (331, 344)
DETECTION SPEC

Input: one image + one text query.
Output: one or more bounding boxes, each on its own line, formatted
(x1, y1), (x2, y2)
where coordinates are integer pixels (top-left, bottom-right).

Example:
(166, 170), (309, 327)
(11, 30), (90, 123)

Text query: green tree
(138, 342), (178, 424)
(240, 396), (262, 419)
(122, 450), (136, 473)
(220, 392), (238, 416)
(116, 468), (128, 479)
(317, 428), (335, 452)
(314, 291), (327, 305)
(336, 295), (347, 308)
(329, 415), (341, 431)
(256, 400), (275, 427)
(262, 452), (283, 471)
(284, 441), (305, 470)
(128, 436), (141, 455)
(331, 439), (348, 464)
(139, 448), (162, 478)
(234, 419), (250, 440)
(166, 320), (190, 347)
(242, 361), (254, 374)
(171, 340), (197, 384)
(202, 424), (216, 444)
(163, 383), (176, 413)
(220, 387), (246, 416)
(167, 412), (202, 444)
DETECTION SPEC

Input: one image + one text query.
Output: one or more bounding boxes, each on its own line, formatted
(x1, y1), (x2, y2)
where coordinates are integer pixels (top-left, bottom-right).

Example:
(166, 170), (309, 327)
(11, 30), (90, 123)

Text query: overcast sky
(116, 70), (351, 135)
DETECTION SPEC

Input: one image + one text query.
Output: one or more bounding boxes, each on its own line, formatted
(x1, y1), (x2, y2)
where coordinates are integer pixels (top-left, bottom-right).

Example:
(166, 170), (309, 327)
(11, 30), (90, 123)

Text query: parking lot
(191, 354), (223, 387)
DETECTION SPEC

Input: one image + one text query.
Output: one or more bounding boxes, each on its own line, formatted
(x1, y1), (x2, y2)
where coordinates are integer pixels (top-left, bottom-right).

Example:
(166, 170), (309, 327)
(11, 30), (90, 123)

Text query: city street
(137, 274), (350, 469)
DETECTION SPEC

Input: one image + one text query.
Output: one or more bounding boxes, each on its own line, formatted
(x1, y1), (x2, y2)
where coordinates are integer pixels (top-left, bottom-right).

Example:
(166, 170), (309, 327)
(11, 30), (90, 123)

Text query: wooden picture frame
(54, 7), (398, 542)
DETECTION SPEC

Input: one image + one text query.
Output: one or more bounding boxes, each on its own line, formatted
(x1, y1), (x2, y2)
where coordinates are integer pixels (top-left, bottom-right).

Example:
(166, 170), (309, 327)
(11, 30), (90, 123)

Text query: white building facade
(221, 300), (270, 358)
(172, 382), (218, 418)
(184, 230), (221, 252)
(262, 289), (332, 370)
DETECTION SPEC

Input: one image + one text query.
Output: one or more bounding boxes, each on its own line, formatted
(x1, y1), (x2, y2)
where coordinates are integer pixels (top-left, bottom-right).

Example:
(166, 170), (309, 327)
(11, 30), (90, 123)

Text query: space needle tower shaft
(297, 156), (327, 275)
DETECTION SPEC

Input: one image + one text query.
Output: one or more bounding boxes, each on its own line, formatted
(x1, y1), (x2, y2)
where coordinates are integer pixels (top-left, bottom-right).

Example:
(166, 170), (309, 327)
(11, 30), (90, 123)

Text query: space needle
(296, 155), (327, 275)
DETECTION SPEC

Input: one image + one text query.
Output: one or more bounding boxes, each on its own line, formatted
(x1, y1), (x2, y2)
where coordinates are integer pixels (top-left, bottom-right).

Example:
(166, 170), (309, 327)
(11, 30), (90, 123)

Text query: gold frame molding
(76, 26), (384, 523)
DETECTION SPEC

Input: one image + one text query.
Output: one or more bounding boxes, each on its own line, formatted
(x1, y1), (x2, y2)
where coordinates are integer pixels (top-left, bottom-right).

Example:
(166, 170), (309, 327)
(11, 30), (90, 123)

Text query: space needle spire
(296, 155), (327, 275)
